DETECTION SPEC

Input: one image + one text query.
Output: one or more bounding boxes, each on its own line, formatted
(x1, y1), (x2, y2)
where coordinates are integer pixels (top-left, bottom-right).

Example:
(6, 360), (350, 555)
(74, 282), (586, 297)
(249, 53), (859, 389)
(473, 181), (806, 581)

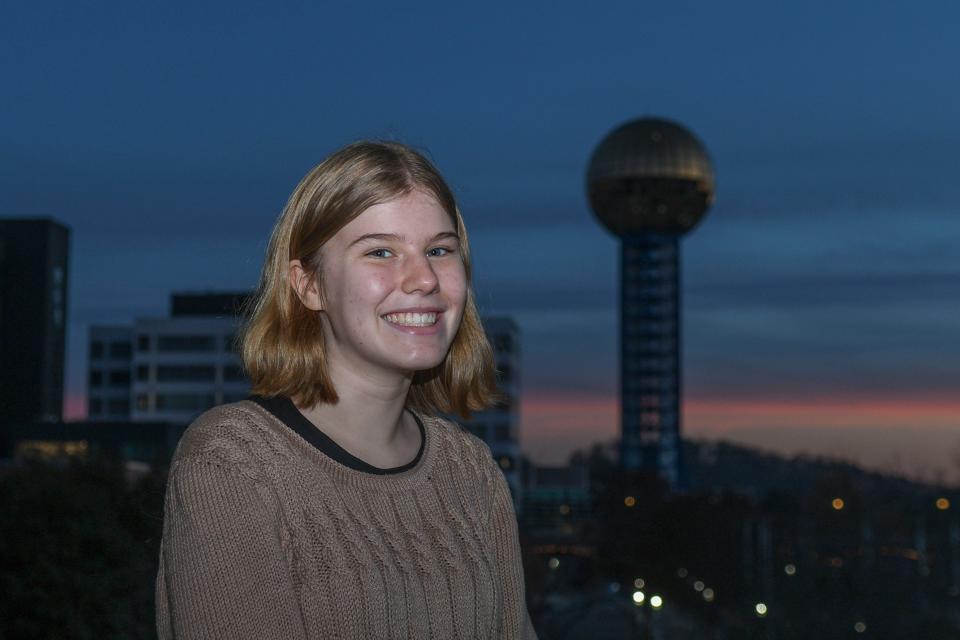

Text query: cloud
(686, 271), (960, 311)
(712, 135), (960, 221)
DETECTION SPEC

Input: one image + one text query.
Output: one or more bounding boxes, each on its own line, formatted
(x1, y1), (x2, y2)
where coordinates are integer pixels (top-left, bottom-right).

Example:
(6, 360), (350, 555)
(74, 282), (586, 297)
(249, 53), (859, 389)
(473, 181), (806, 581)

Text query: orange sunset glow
(521, 392), (960, 481)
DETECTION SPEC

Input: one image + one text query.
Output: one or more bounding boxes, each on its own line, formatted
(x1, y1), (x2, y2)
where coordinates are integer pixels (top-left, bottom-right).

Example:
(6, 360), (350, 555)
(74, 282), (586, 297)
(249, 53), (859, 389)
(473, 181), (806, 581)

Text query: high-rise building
(0, 218), (70, 429)
(455, 316), (523, 502)
(586, 118), (715, 489)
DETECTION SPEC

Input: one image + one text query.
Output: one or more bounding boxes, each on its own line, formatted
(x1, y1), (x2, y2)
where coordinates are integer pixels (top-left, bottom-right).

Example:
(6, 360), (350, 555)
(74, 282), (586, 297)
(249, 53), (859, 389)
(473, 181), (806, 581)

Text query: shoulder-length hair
(240, 141), (499, 418)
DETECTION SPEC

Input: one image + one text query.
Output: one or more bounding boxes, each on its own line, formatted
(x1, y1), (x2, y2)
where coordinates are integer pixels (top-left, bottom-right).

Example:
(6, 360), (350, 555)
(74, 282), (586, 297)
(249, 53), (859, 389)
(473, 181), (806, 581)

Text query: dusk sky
(3, 2), (959, 481)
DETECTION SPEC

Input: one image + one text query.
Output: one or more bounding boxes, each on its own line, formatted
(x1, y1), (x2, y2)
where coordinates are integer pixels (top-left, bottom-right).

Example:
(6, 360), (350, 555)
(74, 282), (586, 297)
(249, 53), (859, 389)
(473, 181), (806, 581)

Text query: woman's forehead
(336, 191), (456, 241)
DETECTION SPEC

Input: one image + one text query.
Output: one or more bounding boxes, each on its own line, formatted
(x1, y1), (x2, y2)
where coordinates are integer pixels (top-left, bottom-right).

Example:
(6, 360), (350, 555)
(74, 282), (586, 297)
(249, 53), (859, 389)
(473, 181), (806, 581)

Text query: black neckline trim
(248, 395), (426, 475)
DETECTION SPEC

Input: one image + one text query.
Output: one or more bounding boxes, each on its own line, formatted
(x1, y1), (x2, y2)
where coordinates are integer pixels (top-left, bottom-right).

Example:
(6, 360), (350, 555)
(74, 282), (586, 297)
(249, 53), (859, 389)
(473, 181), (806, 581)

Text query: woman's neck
(293, 364), (420, 468)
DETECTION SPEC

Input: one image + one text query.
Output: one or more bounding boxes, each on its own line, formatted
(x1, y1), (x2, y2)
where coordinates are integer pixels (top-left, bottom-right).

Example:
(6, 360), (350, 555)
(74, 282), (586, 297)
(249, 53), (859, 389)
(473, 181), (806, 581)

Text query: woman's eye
(428, 247), (454, 257)
(367, 248), (394, 258)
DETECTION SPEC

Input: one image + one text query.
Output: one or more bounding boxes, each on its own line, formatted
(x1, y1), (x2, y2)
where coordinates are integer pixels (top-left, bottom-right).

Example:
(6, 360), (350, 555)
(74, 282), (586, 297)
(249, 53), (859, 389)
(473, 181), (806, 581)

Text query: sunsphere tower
(586, 117), (715, 488)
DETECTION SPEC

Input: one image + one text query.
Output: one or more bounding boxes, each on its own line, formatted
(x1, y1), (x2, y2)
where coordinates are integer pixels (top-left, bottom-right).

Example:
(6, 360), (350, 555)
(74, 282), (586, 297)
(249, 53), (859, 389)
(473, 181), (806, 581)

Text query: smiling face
(310, 189), (468, 381)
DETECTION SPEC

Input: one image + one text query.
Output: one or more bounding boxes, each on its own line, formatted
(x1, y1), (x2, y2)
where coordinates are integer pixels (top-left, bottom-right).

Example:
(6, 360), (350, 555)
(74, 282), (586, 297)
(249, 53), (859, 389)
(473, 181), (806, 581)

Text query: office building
(88, 292), (249, 424)
(87, 326), (134, 420)
(455, 316), (523, 503)
(0, 218), (70, 428)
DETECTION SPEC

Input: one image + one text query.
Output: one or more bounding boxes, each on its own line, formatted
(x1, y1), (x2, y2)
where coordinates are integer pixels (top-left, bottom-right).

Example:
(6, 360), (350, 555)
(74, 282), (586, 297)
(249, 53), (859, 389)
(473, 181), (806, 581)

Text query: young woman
(155, 141), (538, 639)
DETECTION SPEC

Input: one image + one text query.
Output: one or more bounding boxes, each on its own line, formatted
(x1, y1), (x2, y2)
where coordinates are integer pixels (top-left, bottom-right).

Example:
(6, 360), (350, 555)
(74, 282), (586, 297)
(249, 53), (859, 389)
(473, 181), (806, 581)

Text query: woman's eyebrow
(348, 231), (459, 248)
(348, 233), (402, 248)
(430, 231), (460, 243)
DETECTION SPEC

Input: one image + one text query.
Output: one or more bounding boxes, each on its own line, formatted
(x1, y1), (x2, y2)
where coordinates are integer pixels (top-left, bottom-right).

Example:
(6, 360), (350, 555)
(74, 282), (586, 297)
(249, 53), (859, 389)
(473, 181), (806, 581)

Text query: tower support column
(619, 234), (683, 487)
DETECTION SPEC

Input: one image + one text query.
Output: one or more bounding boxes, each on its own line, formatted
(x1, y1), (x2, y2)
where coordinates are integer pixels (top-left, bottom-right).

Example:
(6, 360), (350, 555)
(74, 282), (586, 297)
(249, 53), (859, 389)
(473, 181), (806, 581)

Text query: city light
(832, 498), (845, 511)
(854, 621), (867, 633)
(693, 580), (705, 592)
(784, 563), (797, 576)
(632, 590), (645, 605)
(634, 578), (645, 589)
(558, 504), (571, 515)
(755, 602), (768, 617)
(650, 595), (663, 609)
(703, 588), (715, 602)
(624, 496), (637, 507)
(936, 497), (950, 510)
(677, 567), (688, 578)
(548, 557), (559, 570)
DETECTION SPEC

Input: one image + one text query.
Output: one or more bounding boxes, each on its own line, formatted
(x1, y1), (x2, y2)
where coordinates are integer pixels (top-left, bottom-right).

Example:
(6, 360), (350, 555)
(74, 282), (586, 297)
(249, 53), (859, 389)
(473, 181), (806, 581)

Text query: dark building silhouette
(170, 291), (251, 317)
(451, 316), (524, 508)
(8, 418), (184, 467)
(0, 218), (70, 443)
(586, 118), (714, 488)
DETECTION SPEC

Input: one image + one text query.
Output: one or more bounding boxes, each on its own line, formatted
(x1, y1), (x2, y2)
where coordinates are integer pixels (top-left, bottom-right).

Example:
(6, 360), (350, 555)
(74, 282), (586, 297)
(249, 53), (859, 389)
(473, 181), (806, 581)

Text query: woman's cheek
(442, 262), (468, 298)
(360, 271), (390, 296)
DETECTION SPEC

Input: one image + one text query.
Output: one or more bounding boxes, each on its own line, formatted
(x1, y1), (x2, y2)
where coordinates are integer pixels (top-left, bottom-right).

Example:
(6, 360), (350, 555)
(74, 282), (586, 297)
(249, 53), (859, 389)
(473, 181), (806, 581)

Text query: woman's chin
(395, 353), (448, 376)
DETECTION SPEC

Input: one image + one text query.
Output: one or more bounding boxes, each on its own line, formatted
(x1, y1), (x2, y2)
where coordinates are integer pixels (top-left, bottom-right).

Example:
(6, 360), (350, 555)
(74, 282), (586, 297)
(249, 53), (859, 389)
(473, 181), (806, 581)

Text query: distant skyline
(3, 2), (959, 482)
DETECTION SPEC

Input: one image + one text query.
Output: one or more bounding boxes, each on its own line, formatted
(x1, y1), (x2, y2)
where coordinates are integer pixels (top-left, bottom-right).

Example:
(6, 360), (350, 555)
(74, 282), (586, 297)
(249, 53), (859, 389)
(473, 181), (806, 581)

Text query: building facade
(130, 315), (247, 423)
(88, 292), (248, 424)
(453, 316), (523, 505)
(0, 218), (70, 429)
(88, 326), (134, 421)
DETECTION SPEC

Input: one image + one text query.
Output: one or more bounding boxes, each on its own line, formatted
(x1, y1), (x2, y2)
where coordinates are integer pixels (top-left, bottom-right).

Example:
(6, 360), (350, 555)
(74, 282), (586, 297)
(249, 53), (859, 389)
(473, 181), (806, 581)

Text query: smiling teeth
(384, 312), (438, 327)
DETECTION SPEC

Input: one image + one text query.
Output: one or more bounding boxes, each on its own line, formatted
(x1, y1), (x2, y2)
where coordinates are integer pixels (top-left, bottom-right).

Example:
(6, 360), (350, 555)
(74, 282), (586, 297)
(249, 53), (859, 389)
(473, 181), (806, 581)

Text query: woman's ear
(289, 259), (323, 311)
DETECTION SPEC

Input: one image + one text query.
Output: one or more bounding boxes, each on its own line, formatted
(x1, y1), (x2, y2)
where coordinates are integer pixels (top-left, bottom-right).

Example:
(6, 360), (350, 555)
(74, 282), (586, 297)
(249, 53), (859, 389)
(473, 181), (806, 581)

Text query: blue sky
(3, 1), (959, 475)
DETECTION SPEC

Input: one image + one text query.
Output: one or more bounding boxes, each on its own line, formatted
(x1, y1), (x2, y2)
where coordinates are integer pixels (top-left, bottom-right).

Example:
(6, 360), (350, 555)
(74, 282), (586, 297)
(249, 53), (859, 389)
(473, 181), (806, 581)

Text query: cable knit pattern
(155, 401), (538, 639)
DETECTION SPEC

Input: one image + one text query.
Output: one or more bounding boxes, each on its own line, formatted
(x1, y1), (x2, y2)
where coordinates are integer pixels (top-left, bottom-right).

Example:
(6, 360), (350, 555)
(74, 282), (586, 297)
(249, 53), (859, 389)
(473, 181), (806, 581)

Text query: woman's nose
(401, 254), (440, 294)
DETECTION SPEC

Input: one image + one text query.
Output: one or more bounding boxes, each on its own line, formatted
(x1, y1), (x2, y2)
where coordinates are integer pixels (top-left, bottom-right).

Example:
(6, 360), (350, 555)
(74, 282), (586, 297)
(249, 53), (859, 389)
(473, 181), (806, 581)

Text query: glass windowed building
(452, 316), (523, 507)
(0, 218), (70, 428)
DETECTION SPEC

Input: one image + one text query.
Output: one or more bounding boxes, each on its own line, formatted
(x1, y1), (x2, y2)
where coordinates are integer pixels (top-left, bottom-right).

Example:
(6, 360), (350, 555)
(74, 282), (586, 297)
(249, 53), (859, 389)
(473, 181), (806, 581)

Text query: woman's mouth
(382, 311), (439, 327)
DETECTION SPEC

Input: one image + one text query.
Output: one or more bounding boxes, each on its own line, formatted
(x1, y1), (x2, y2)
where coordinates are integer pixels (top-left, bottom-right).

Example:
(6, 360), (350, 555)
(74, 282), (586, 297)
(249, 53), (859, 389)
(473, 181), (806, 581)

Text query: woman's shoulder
(170, 400), (290, 477)
(420, 412), (500, 483)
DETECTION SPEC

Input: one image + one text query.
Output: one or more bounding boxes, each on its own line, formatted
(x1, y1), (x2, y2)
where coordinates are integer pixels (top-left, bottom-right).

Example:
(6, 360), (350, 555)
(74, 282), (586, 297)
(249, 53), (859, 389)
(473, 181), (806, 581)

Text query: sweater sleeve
(490, 465), (539, 640)
(155, 456), (308, 640)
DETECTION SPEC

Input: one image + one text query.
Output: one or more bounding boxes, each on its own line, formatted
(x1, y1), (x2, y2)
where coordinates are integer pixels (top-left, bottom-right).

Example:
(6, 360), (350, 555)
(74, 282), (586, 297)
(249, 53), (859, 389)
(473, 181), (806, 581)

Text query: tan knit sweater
(155, 400), (538, 639)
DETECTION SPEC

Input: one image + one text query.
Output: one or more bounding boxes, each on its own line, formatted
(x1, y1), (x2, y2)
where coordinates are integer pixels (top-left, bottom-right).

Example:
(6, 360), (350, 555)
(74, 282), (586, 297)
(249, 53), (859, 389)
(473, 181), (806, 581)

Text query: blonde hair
(240, 141), (499, 418)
